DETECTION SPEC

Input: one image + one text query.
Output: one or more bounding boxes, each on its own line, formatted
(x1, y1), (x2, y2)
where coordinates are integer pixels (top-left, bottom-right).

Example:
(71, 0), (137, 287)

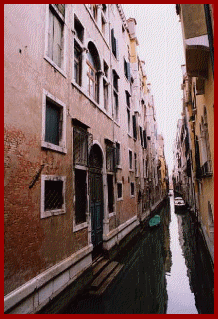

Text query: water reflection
(61, 198), (213, 314)
(166, 196), (214, 314)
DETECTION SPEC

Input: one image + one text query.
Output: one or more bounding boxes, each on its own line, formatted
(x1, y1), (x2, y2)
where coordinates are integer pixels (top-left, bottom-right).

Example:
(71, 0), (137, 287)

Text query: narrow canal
(61, 196), (214, 314)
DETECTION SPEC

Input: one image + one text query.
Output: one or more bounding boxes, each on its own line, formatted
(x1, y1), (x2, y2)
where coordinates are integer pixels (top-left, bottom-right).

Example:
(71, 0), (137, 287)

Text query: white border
(41, 89), (67, 154)
(41, 175), (66, 219)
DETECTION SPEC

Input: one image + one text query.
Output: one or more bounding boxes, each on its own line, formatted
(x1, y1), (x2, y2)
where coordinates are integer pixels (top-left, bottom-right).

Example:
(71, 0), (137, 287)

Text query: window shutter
(45, 102), (60, 145)
(53, 15), (62, 67)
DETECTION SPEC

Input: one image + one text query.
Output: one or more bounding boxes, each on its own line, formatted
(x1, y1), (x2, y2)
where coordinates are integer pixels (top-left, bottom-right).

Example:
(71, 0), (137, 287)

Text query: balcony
(180, 4), (210, 78)
(201, 160), (213, 177)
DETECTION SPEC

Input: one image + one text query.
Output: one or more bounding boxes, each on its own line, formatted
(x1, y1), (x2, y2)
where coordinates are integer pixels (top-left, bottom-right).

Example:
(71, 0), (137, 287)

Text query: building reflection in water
(176, 212), (214, 314)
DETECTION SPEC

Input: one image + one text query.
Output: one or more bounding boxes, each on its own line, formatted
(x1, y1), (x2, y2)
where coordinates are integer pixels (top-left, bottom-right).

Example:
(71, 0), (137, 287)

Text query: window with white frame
(41, 175), (66, 218)
(41, 90), (67, 153)
(47, 4), (65, 69)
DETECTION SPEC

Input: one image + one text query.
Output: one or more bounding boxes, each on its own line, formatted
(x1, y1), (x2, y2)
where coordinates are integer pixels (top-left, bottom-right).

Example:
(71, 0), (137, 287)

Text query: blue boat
(149, 215), (161, 228)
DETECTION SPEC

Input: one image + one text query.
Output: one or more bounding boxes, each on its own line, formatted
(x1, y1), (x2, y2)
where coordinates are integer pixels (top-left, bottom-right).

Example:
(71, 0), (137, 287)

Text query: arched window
(86, 42), (101, 103)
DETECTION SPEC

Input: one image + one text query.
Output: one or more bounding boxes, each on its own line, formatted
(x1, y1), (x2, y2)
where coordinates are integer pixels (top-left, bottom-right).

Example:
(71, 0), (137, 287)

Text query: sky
(122, 4), (185, 175)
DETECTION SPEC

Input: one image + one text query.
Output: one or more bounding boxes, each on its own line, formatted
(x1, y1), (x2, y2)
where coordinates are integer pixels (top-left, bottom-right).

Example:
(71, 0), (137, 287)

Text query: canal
(61, 196), (214, 314)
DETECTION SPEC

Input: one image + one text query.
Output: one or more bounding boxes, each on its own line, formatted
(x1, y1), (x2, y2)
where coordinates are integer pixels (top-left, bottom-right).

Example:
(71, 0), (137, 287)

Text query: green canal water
(61, 197), (214, 314)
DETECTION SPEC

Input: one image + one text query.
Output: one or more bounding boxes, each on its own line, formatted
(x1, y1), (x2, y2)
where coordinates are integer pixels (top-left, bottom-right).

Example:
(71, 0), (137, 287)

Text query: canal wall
(4, 196), (168, 314)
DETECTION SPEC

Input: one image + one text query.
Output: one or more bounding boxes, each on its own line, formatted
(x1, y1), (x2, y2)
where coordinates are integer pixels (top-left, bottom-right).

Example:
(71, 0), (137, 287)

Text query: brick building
(4, 4), (168, 313)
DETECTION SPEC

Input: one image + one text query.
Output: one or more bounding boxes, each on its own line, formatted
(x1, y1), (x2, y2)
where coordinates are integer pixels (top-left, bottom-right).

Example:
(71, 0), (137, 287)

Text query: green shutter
(45, 101), (60, 145)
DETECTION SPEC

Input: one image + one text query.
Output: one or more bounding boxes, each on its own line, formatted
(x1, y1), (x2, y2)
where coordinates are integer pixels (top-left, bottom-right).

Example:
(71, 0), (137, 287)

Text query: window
(74, 15), (84, 43)
(103, 79), (109, 110)
(89, 4), (98, 21)
(125, 90), (131, 108)
(117, 182), (123, 200)
(127, 108), (131, 134)
(114, 92), (119, 122)
(140, 127), (143, 146)
(86, 42), (101, 103)
(74, 42), (82, 86)
(132, 115), (137, 140)
(42, 90), (67, 153)
(47, 5), (65, 68)
(130, 182), (135, 196)
(104, 61), (109, 78)
(106, 140), (115, 172)
(111, 28), (118, 59)
(113, 70), (119, 122)
(129, 150), (133, 170)
(134, 153), (137, 175)
(116, 142), (121, 167)
(41, 175), (66, 218)
(107, 174), (114, 213)
(73, 126), (89, 167)
(75, 169), (87, 225)
(124, 58), (131, 81)
(143, 130), (147, 148)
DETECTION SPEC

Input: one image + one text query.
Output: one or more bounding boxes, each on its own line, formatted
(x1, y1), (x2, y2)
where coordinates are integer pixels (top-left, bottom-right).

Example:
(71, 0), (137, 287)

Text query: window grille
(73, 127), (93, 167)
(44, 180), (64, 211)
(106, 143), (115, 172)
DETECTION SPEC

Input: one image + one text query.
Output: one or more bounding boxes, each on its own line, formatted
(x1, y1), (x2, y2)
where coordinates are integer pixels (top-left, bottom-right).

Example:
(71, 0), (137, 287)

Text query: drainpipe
(204, 4), (214, 78)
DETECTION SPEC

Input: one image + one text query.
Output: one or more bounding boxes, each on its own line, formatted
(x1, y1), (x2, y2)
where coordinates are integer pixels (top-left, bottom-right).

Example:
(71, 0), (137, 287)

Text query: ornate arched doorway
(89, 144), (104, 257)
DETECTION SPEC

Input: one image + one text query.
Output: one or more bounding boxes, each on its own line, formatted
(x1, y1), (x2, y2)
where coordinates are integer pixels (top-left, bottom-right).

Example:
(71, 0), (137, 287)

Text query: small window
(41, 175), (66, 218)
(114, 91), (119, 122)
(125, 90), (130, 108)
(102, 4), (107, 13)
(74, 15), (84, 43)
(75, 169), (87, 225)
(107, 174), (114, 213)
(113, 70), (119, 92)
(106, 141), (115, 172)
(48, 5), (64, 68)
(132, 115), (137, 140)
(127, 109), (131, 134)
(124, 58), (131, 81)
(111, 28), (118, 59)
(140, 127), (143, 146)
(104, 61), (109, 78)
(116, 142), (121, 167)
(129, 150), (133, 170)
(134, 153), (137, 175)
(42, 90), (67, 153)
(74, 42), (82, 86)
(103, 79), (109, 110)
(117, 182), (123, 199)
(130, 182), (135, 196)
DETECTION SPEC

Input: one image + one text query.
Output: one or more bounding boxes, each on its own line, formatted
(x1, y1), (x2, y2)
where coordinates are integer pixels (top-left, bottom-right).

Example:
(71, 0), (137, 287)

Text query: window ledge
(73, 222), (88, 232)
(41, 208), (66, 219)
(44, 55), (67, 78)
(116, 165), (122, 170)
(41, 141), (67, 154)
(109, 212), (116, 218)
(117, 197), (123, 202)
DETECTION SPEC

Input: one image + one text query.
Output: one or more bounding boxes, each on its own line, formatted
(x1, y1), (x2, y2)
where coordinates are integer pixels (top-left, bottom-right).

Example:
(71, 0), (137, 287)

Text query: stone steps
(89, 259), (124, 295)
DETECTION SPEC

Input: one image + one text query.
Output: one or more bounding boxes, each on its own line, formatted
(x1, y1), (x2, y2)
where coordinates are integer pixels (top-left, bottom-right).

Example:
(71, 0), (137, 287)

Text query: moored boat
(149, 214), (161, 228)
